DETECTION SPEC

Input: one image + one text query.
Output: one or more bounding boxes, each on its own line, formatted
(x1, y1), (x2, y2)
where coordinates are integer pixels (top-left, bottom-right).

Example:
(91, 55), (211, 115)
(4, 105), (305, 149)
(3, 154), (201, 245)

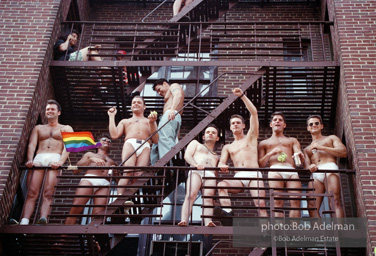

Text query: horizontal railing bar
(51, 203), (161, 207)
(53, 194), (163, 198)
(20, 165), (354, 173)
(49, 214), (162, 217)
(61, 21), (334, 25)
(50, 60), (339, 67)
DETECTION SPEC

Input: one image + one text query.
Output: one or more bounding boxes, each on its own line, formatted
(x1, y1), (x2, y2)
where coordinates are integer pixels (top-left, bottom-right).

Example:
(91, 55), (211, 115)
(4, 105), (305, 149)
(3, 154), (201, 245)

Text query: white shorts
(125, 138), (150, 157)
(234, 171), (263, 187)
(33, 153), (61, 166)
(312, 162), (339, 183)
(188, 170), (216, 181)
(80, 174), (110, 193)
(269, 164), (298, 179)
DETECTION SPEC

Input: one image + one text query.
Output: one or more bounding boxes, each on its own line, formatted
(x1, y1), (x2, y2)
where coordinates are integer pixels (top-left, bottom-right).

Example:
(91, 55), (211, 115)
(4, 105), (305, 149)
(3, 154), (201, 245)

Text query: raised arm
(184, 140), (202, 169)
(233, 88), (259, 139)
(167, 83), (184, 121)
(108, 107), (125, 139)
(58, 34), (73, 52)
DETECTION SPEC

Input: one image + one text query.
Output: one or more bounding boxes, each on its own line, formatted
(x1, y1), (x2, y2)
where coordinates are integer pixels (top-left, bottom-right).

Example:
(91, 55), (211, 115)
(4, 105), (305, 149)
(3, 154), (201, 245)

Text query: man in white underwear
(17, 100), (74, 225)
(150, 79), (184, 165)
(178, 124), (220, 227)
(215, 88), (268, 226)
(258, 112), (304, 218)
(108, 96), (158, 196)
(65, 134), (117, 225)
(303, 115), (347, 217)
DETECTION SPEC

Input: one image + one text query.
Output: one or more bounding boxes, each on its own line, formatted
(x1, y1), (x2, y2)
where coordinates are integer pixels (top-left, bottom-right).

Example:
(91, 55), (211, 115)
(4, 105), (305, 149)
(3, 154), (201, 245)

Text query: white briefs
(80, 174), (110, 193)
(125, 138), (150, 157)
(188, 170), (216, 181)
(234, 171), (263, 187)
(312, 162), (339, 183)
(269, 164), (298, 179)
(33, 153), (61, 166)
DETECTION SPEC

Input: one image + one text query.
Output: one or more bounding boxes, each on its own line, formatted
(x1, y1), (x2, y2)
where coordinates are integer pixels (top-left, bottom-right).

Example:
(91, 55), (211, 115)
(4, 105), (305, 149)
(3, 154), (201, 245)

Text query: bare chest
(38, 126), (63, 141)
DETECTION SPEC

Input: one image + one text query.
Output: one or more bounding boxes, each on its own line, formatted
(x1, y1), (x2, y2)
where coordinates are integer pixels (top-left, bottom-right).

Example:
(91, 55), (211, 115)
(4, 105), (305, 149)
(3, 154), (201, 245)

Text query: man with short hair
(258, 112), (304, 218)
(108, 96), (158, 196)
(65, 134), (116, 225)
(150, 79), (185, 165)
(303, 115), (347, 218)
(178, 124), (220, 227)
(20, 99), (74, 225)
(215, 88), (268, 226)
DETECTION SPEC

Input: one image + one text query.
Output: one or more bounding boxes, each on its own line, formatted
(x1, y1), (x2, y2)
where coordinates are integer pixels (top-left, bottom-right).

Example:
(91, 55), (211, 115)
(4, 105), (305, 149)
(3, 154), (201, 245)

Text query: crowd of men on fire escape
(10, 27), (348, 227)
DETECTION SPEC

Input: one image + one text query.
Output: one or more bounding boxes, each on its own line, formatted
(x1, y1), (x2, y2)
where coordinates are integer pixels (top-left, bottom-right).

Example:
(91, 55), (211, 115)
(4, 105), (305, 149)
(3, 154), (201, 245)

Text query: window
(141, 53), (217, 98)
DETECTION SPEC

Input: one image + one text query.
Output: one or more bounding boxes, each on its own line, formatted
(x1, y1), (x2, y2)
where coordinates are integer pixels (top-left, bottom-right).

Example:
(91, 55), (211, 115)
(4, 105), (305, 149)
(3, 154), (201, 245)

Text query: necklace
(203, 143), (217, 155)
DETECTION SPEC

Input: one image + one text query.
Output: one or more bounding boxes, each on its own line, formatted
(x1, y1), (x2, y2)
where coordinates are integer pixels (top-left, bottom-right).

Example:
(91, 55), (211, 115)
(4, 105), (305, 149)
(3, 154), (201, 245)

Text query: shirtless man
(215, 88), (268, 226)
(258, 112), (304, 218)
(150, 79), (184, 165)
(303, 115), (347, 218)
(19, 100), (73, 225)
(65, 134), (116, 225)
(178, 124), (219, 227)
(108, 96), (158, 196)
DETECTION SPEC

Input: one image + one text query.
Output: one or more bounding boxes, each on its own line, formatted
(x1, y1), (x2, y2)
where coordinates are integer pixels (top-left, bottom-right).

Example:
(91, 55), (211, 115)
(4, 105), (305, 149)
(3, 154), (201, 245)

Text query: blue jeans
(151, 110), (181, 165)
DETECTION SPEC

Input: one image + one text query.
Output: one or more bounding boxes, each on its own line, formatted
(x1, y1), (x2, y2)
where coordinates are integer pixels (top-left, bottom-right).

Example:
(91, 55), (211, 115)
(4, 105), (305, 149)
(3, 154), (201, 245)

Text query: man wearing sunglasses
(258, 112), (304, 218)
(303, 115), (347, 218)
(65, 134), (117, 225)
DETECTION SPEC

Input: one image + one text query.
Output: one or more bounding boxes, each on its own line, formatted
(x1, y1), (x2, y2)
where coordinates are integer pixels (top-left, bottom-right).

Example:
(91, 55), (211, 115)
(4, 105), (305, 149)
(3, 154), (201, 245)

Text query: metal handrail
(141, 0), (170, 22)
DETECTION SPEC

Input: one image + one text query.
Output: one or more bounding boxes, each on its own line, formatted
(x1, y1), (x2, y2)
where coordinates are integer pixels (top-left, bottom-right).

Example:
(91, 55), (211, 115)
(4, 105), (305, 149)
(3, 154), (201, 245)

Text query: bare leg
(118, 143), (137, 196)
(286, 175), (302, 218)
(78, 46), (102, 61)
(217, 180), (242, 208)
(92, 187), (110, 218)
(21, 169), (45, 221)
(249, 179), (268, 217)
(268, 172), (285, 217)
(326, 174), (344, 217)
(308, 179), (324, 217)
(39, 169), (58, 220)
(202, 179), (216, 226)
(65, 180), (94, 225)
(173, 0), (184, 16)
(178, 172), (202, 226)
(133, 147), (151, 180)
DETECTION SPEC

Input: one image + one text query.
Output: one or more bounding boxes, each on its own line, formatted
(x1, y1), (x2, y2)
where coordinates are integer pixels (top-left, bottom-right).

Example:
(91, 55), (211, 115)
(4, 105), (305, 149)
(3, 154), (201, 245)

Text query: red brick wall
(326, 0), (376, 254)
(0, 0), (64, 226)
(0, 0), (93, 226)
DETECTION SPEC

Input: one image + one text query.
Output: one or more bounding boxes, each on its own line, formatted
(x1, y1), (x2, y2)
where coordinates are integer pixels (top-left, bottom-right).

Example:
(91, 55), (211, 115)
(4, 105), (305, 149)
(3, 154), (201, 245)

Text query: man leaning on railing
(10, 100), (74, 225)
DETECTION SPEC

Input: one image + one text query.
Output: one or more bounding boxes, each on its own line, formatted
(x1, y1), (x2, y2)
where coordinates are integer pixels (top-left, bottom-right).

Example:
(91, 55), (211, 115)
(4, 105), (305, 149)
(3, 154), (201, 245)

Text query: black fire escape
(0, 0), (363, 256)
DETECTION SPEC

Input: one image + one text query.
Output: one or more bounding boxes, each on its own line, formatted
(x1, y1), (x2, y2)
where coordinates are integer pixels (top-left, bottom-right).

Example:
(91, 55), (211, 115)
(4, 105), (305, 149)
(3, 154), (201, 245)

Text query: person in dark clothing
(53, 29), (102, 61)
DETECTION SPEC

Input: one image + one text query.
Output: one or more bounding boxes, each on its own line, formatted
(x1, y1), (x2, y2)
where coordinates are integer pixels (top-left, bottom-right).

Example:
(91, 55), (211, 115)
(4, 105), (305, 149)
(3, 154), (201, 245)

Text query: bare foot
(178, 221), (187, 226)
(206, 221), (216, 227)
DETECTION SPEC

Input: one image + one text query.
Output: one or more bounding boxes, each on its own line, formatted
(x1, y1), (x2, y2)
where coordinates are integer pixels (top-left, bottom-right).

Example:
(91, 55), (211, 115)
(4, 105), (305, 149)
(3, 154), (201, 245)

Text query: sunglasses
(101, 138), (112, 143)
(308, 122), (320, 127)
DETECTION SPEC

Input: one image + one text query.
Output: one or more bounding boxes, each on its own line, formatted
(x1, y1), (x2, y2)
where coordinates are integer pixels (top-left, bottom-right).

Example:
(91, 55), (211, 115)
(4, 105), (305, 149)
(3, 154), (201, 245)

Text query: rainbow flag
(61, 131), (102, 153)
